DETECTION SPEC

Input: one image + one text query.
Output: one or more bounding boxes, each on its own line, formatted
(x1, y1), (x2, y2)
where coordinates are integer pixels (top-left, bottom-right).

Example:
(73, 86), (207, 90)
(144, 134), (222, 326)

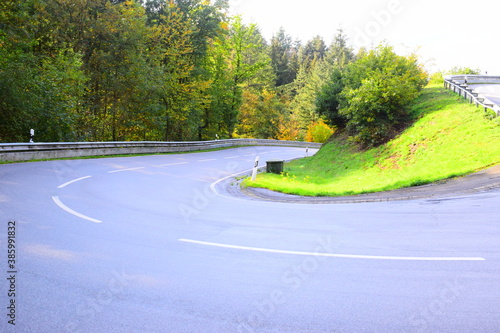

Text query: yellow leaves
(276, 115), (301, 141)
(305, 120), (334, 143)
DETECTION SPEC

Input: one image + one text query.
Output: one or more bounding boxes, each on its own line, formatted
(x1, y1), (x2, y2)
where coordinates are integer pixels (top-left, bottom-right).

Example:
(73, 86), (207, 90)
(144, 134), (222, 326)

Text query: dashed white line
(178, 239), (486, 261)
(159, 162), (188, 167)
(52, 196), (102, 223)
(57, 176), (92, 189)
(108, 167), (145, 173)
(198, 159), (217, 162)
(224, 156), (240, 159)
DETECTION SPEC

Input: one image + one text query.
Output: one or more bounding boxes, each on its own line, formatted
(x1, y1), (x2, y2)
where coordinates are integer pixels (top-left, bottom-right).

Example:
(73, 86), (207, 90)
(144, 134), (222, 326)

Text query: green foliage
(0, 2), (476, 146)
(247, 84), (500, 196)
(339, 44), (428, 147)
(315, 67), (345, 128)
(298, 35), (327, 72)
(305, 120), (334, 143)
(288, 29), (354, 138)
(236, 90), (286, 139)
(0, 0), (231, 142)
(203, 16), (269, 139)
(289, 64), (325, 131)
(429, 72), (444, 85)
(270, 28), (299, 87)
(447, 66), (481, 75)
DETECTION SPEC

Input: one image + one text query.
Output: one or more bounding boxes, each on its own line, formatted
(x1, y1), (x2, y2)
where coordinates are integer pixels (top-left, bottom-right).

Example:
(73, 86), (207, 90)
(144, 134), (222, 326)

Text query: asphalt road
(469, 83), (500, 106)
(1, 146), (499, 333)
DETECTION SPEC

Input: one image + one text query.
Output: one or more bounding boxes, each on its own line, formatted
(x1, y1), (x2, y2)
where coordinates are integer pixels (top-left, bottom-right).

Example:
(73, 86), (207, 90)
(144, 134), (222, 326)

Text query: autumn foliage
(1, 1), (426, 144)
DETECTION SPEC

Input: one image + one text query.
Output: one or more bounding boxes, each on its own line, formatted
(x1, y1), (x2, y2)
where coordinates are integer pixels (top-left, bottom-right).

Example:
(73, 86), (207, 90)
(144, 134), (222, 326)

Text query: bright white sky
(228, 0), (500, 74)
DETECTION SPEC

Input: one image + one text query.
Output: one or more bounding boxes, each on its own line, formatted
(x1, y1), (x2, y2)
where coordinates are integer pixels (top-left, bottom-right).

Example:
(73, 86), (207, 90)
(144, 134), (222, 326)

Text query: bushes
(316, 44), (428, 147)
(305, 120), (334, 143)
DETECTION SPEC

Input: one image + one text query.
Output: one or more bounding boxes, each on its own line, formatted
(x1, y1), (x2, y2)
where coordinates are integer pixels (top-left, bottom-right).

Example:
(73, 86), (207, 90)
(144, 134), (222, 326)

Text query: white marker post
(30, 129), (34, 143)
(306, 147), (309, 158)
(251, 156), (259, 181)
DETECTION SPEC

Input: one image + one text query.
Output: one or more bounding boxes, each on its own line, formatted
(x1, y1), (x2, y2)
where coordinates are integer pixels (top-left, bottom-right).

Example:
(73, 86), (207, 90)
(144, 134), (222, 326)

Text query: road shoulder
(219, 164), (500, 204)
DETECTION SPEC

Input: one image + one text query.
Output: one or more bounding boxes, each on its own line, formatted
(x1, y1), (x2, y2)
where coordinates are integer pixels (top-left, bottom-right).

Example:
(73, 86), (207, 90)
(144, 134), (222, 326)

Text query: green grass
(245, 84), (500, 196)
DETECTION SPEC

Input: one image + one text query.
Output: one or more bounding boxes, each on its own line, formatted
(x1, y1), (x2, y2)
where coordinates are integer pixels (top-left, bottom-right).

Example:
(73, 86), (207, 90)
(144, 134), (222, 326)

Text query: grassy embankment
(245, 83), (500, 196)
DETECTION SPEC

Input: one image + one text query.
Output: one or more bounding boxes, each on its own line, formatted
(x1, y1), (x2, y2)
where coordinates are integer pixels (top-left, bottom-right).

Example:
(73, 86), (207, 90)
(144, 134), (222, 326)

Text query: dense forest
(0, 0), (427, 145)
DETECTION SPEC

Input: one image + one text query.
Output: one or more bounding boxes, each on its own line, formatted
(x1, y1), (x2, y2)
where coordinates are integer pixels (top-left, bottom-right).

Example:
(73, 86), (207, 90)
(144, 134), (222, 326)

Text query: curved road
(1, 146), (499, 332)
(469, 83), (500, 107)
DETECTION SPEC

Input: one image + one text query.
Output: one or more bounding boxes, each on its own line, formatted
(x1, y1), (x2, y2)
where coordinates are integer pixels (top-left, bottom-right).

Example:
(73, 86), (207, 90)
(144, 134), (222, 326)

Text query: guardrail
(444, 75), (500, 116)
(0, 139), (322, 162)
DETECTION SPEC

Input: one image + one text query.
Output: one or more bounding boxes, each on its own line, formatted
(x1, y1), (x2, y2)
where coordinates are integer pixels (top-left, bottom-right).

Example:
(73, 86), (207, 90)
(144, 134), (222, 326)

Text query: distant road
(1, 146), (499, 333)
(469, 83), (500, 106)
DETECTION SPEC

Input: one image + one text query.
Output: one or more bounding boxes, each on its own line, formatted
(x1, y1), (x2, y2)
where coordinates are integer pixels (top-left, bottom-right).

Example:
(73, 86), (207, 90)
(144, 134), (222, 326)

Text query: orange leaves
(305, 120), (334, 143)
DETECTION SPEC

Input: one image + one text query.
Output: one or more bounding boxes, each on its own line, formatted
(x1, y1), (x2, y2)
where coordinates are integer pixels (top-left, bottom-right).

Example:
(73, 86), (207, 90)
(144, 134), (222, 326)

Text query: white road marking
(224, 156), (240, 159)
(57, 176), (92, 189)
(108, 167), (145, 173)
(52, 196), (102, 223)
(209, 168), (255, 200)
(178, 239), (486, 261)
(159, 162), (188, 167)
(198, 159), (217, 162)
(244, 154), (256, 157)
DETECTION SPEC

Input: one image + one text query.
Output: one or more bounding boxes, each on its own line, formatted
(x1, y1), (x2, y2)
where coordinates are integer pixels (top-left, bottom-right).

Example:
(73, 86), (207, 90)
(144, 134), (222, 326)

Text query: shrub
(305, 120), (334, 143)
(339, 44), (428, 147)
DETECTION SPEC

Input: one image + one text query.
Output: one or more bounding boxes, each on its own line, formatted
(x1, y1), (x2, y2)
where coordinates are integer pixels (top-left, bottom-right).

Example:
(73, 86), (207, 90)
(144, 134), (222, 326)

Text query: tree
(236, 89), (286, 139)
(324, 29), (355, 69)
(289, 63), (325, 132)
(204, 16), (268, 138)
(173, 0), (228, 76)
(305, 120), (334, 143)
(316, 67), (345, 128)
(0, 0), (87, 142)
(298, 35), (327, 72)
(315, 29), (355, 129)
(339, 44), (428, 147)
(1, 0), (232, 142)
(77, 0), (155, 141)
(270, 27), (299, 88)
(447, 66), (481, 75)
(148, 1), (200, 141)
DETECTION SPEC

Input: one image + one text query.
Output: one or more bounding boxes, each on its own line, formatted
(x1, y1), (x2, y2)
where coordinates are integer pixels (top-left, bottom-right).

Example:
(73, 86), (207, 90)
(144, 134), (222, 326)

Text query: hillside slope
(246, 84), (500, 196)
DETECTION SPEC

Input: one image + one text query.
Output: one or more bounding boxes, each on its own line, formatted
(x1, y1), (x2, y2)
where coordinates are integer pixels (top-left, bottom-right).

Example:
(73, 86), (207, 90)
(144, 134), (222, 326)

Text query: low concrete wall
(0, 139), (322, 162)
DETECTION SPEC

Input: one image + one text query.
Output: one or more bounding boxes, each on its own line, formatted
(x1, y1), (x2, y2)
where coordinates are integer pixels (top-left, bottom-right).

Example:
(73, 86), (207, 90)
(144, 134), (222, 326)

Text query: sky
(228, 0), (500, 74)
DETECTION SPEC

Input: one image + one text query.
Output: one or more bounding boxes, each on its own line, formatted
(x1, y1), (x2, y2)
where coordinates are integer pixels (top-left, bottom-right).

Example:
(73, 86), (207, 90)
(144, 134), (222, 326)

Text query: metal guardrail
(444, 75), (500, 116)
(0, 139), (322, 162)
